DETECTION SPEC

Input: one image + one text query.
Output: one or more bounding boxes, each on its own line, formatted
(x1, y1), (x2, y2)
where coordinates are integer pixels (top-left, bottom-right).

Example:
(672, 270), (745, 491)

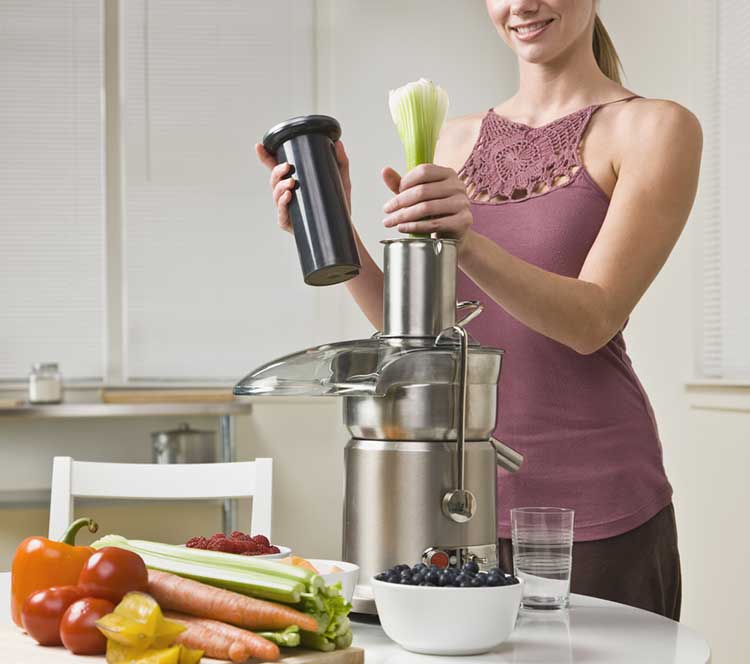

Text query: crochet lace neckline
(459, 104), (600, 204)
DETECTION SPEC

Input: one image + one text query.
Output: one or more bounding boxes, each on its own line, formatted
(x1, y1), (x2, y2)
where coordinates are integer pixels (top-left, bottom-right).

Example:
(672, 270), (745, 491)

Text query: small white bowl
(306, 559), (359, 603)
(371, 576), (523, 655)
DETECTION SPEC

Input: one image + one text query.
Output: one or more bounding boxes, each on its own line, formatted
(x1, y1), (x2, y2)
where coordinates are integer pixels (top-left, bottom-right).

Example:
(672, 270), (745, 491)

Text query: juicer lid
(233, 336), (504, 398)
(262, 115), (342, 154)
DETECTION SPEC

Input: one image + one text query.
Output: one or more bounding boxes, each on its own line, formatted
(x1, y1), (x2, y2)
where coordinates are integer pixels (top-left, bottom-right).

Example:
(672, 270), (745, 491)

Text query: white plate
(179, 544), (291, 559)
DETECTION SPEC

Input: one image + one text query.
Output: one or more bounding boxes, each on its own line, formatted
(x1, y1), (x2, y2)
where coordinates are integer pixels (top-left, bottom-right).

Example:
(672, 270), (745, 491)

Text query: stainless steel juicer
(234, 237), (523, 614)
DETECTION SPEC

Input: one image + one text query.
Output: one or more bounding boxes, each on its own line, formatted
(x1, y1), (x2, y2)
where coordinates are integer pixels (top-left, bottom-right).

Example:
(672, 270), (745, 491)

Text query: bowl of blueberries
(371, 561), (523, 655)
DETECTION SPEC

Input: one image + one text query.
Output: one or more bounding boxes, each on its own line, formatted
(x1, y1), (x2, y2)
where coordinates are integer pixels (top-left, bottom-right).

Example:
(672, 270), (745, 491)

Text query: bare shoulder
(616, 98), (702, 154)
(434, 112), (486, 172)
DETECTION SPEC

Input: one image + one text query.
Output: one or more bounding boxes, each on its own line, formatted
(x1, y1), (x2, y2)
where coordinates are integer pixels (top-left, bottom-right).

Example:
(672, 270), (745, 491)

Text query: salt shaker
(29, 363), (63, 404)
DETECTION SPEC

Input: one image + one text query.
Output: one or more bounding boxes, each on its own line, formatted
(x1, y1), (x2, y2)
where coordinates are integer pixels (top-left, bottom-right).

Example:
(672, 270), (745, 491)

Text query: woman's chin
(514, 44), (565, 66)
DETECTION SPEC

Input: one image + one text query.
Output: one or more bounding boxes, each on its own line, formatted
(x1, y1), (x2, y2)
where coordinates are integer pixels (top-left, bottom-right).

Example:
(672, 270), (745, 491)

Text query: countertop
(0, 575), (710, 663)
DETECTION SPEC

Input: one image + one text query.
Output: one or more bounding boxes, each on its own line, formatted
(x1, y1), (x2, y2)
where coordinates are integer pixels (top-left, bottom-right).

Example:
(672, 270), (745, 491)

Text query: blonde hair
(592, 14), (623, 84)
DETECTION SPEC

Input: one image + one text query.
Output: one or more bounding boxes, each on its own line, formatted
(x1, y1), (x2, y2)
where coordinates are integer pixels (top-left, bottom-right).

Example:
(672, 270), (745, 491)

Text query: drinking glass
(511, 507), (574, 610)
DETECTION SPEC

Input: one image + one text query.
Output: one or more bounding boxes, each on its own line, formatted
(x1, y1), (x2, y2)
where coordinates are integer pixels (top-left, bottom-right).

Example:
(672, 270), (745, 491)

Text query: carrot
(148, 569), (319, 632)
(166, 611), (280, 662)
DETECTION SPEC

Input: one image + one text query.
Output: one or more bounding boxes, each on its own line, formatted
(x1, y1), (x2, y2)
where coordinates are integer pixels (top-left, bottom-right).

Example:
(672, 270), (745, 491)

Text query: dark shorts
(499, 503), (682, 620)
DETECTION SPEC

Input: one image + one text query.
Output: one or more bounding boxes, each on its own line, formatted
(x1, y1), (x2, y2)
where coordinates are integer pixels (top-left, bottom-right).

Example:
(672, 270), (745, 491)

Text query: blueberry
(412, 563), (426, 573)
(399, 577), (413, 585)
(413, 572), (425, 584)
(469, 576), (482, 587)
(426, 570), (440, 584)
(487, 577), (501, 586)
(375, 572), (388, 581)
(386, 572), (399, 583)
(459, 580), (472, 587)
(476, 573), (488, 586)
(463, 561), (479, 575)
(395, 564), (410, 572)
(438, 575), (450, 586)
(455, 573), (467, 584)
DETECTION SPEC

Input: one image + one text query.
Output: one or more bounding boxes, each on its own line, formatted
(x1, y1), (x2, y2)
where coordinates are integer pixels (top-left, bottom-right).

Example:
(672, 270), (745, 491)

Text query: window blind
(0, 0), (105, 381)
(120, 0), (334, 381)
(701, 0), (750, 379)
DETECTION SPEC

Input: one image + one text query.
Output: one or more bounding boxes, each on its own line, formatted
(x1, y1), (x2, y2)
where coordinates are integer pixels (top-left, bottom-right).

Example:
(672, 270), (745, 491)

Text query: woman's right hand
(254, 140), (353, 233)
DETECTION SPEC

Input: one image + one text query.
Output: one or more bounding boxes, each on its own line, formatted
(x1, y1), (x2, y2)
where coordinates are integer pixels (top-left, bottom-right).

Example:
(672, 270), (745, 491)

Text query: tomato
(77, 547), (148, 603)
(20, 585), (86, 646)
(59, 597), (115, 655)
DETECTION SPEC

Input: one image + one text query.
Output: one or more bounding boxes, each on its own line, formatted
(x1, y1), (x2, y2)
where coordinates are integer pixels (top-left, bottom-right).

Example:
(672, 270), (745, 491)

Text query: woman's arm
(382, 101), (702, 354)
(346, 227), (384, 330)
(256, 140), (384, 330)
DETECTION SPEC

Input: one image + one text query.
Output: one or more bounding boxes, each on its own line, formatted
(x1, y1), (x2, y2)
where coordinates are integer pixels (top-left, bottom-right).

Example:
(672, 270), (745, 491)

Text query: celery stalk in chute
(388, 78), (450, 238)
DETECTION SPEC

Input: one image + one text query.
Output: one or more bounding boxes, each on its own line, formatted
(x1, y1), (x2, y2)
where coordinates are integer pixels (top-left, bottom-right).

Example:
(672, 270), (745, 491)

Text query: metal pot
(151, 422), (217, 464)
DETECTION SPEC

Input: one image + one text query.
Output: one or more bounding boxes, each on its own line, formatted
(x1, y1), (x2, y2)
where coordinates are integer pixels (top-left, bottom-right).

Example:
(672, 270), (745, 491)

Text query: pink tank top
(456, 99), (673, 541)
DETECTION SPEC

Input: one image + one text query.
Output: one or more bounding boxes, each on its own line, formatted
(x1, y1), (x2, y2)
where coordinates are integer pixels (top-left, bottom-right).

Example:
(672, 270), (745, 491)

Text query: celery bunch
(389, 77), (449, 171)
(388, 78), (449, 238)
(93, 535), (353, 651)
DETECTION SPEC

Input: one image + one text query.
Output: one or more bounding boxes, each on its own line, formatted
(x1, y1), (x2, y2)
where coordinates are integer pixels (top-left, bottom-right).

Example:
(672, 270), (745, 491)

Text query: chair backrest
(48, 456), (272, 541)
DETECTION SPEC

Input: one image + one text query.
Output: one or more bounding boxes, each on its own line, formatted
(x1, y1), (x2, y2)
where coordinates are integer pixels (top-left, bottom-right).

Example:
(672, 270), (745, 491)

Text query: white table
(0, 574), (710, 662)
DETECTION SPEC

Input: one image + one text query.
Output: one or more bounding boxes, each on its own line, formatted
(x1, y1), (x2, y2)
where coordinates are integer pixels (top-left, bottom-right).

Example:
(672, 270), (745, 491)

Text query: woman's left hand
(381, 164), (473, 241)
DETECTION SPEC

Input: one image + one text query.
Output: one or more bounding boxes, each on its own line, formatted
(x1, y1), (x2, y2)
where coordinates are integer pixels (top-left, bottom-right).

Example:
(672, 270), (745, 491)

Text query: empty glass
(511, 507), (574, 610)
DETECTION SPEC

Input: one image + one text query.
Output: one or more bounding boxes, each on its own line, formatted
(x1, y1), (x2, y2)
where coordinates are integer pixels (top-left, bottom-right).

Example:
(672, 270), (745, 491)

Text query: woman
(257, 0), (701, 619)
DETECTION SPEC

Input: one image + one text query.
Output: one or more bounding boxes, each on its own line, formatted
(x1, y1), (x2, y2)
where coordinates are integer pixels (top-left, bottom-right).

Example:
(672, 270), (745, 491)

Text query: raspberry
(231, 531), (253, 542)
(240, 550), (260, 556)
(252, 535), (270, 547)
(207, 539), (233, 552)
(222, 539), (246, 554)
(210, 532), (226, 540)
(269, 545), (280, 554)
(239, 540), (260, 553)
(186, 536), (209, 549)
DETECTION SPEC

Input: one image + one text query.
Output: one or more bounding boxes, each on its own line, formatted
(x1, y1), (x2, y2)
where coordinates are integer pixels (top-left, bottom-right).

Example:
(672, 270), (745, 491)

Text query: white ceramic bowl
(307, 559), (359, 603)
(371, 576), (523, 655)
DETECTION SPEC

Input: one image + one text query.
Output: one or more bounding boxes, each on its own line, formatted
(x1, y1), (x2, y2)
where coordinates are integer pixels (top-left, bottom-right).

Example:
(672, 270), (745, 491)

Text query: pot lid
(151, 422), (215, 437)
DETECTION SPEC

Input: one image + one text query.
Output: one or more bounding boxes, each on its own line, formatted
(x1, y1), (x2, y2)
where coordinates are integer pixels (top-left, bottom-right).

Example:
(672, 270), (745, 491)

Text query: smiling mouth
(510, 19), (554, 40)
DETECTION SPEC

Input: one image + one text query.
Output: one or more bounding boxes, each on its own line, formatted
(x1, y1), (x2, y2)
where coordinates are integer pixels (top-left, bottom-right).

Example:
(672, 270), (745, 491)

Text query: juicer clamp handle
(456, 300), (483, 329)
(436, 323), (477, 524)
(490, 437), (524, 473)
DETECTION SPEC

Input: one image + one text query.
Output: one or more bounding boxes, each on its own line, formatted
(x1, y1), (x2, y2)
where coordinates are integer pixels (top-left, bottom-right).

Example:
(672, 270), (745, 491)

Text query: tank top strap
(590, 94), (642, 112)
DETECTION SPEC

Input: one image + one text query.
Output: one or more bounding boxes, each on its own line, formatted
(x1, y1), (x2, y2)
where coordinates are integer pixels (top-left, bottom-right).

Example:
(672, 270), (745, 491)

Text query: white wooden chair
(48, 456), (273, 541)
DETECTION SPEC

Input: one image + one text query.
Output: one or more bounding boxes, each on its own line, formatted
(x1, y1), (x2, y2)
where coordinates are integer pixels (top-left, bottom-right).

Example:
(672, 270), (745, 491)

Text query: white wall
(600, 2), (749, 663)
(1, 1), (747, 662)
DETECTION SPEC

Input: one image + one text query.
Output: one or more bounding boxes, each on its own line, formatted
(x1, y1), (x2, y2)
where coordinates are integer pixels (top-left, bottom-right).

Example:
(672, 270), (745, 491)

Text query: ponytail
(592, 14), (623, 84)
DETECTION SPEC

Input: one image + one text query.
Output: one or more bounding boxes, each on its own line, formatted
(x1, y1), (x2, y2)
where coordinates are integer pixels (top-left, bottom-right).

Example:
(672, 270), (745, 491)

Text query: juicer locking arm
(456, 300), (483, 328)
(490, 436), (524, 473)
(437, 323), (477, 524)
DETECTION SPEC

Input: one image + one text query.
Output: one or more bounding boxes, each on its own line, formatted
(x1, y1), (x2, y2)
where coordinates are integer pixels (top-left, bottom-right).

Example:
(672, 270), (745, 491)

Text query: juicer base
(351, 583), (378, 615)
